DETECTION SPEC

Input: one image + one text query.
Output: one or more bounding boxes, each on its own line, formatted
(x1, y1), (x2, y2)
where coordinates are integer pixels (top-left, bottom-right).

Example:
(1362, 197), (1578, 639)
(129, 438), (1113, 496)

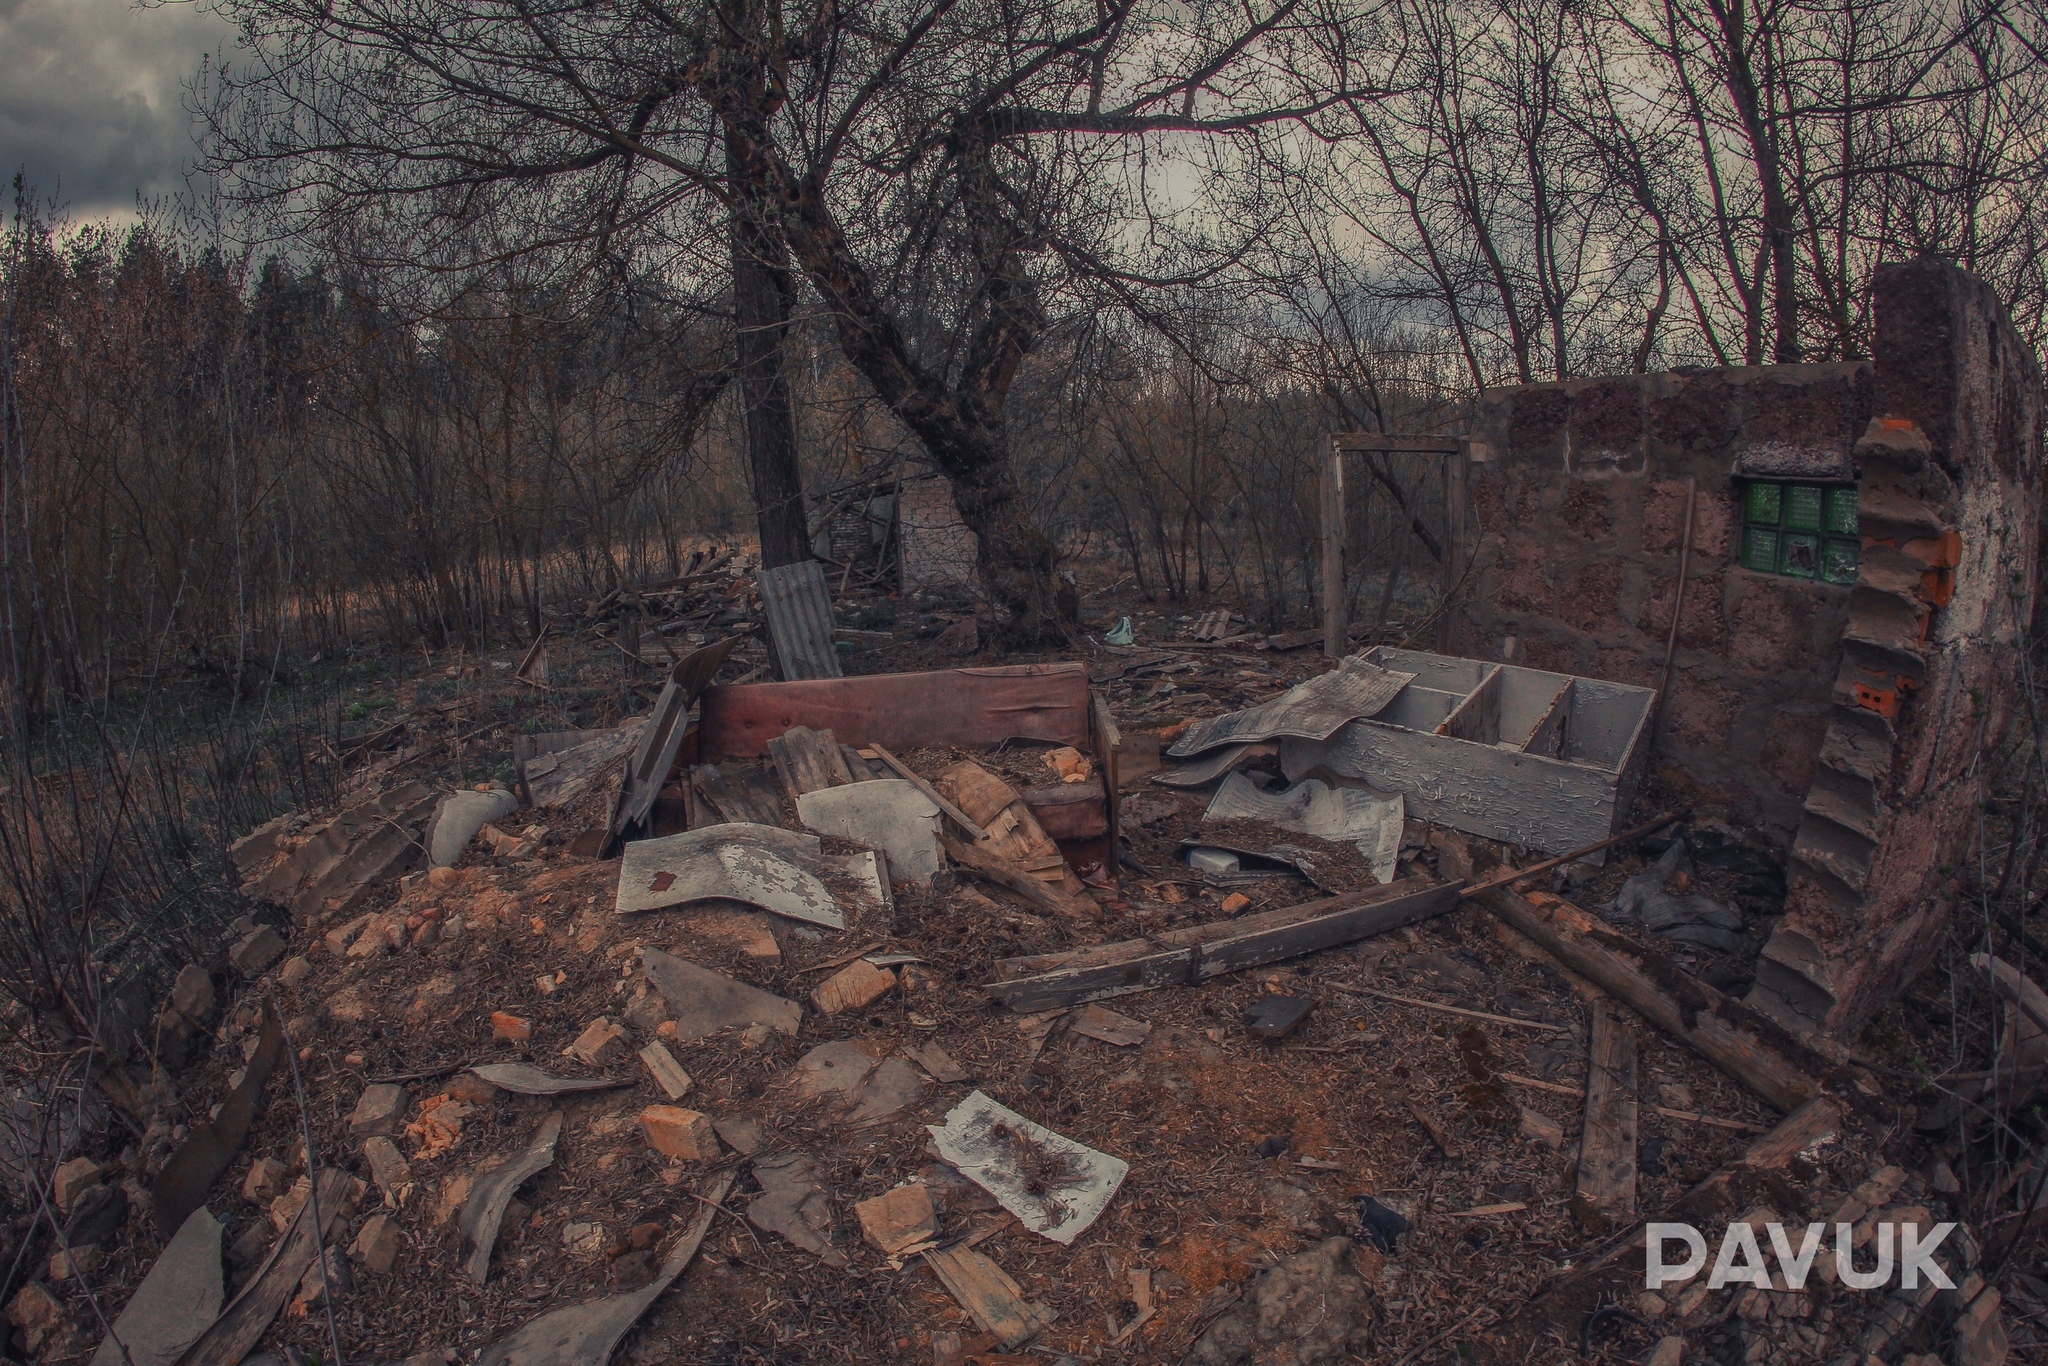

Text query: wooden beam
(1473, 884), (1827, 1112)
(988, 878), (1461, 1011)
(1572, 1002), (1639, 1233)
(1320, 436), (1347, 661)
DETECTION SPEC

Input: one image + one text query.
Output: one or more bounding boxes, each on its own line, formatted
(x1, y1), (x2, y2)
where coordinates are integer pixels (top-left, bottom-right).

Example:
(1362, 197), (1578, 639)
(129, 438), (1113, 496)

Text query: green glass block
(1742, 526), (1781, 573)
(1823, 486), (1859, 535)
(1744, 482), (1783, 525)
(1784, 484), (1824, 531)
(1779, 531), (1819, 578)
(1820, 537), (1860, 584)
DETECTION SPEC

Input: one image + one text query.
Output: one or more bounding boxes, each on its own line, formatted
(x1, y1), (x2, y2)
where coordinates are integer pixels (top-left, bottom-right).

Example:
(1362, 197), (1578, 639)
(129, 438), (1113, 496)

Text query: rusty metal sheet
(700, 664), (1093, 760)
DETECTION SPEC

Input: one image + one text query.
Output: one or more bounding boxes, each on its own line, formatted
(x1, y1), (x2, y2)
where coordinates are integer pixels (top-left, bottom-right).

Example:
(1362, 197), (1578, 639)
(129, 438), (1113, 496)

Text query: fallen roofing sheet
(1167, 656), (1413, 758)
(1204, 773), (1403, 883)
(615, 823), (874, 928)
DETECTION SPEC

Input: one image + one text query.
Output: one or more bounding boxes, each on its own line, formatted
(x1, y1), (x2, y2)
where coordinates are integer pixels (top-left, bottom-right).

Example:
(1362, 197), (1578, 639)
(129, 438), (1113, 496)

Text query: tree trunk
(726, 129), (809, 571)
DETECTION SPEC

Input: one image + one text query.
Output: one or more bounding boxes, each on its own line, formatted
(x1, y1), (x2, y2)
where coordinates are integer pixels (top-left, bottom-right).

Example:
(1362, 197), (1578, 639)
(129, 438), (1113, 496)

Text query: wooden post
(1439, 443), (1468, 652)
(1320, 436), (1347, 659)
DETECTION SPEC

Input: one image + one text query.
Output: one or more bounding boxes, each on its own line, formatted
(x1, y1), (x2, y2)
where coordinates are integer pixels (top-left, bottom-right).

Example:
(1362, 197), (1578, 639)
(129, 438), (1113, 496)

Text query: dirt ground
(23, 574), (2033, 1366)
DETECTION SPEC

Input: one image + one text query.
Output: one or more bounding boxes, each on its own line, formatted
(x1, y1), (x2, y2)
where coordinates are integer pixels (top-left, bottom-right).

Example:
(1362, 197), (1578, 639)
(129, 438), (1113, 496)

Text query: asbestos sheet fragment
(424, 788), (521, 867)
(927, 1091), (1129, 1245)
(640, 949), (804, 1040)
(88, 1207), (223, 1366)
(747, 1152), (846, 1266)
(615, 824), (850, 928)
(1168, 657), (1413, 758)
(1153, 739), (1279, 789)
(460, 1113), (563, 1284)
(466, 1064), (629, 1096)
(796, 779), (943, 885)
(1204, 772), (1403, 884)
(473, 1172), (731, 1366)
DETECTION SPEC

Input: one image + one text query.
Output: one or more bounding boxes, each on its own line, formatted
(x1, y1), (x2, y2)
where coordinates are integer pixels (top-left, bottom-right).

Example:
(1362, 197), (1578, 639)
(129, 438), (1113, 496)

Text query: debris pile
(17, 632), (2027, 1366)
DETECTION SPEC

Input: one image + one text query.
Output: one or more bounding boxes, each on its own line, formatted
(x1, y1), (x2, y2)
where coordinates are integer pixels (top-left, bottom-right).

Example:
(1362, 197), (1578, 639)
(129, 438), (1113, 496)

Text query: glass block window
(1739, 481), (1859, 585)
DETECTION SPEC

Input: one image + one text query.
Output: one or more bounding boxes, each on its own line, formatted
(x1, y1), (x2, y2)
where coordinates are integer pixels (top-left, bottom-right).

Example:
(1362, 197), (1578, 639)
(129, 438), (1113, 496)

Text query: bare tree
(199, 0), (1397, 641)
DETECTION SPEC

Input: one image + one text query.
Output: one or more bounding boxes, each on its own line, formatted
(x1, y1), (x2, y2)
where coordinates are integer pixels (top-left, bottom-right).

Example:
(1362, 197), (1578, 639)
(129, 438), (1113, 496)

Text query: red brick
(640, 1106), (721, 1160)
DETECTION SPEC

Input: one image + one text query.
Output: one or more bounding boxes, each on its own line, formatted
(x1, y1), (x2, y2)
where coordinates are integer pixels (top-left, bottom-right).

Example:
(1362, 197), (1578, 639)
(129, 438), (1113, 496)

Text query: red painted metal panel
(698, 664), (1094, 760)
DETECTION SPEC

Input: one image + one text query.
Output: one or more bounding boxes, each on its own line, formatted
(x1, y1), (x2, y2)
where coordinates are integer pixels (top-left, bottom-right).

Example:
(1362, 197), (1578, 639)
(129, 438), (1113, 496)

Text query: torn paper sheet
(1204, 772), (1403, 884)
(1167, 657), (1413, 758)
(927, 1091), (1129, 1245)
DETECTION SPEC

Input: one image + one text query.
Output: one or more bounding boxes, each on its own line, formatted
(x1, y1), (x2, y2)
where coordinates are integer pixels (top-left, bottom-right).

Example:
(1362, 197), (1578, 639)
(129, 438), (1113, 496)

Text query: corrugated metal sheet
(757, 560), (843, 682)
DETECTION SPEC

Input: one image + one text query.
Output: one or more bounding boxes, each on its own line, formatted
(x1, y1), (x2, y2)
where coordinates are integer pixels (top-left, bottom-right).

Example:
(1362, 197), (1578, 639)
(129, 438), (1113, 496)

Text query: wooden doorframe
(1320, 433), (1473, 659)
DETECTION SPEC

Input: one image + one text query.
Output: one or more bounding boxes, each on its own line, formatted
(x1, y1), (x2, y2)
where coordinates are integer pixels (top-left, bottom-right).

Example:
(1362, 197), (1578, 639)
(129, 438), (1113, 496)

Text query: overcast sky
(0, 0), (236, 220)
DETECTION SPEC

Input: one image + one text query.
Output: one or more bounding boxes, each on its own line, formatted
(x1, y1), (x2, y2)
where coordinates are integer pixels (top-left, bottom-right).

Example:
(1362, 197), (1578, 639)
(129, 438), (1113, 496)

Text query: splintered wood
(767, 725), (854, 798)
(1573, 1001), (1639, 1233)
(936, 760), (1082, 893)
(922, 1243), (1057, 1349)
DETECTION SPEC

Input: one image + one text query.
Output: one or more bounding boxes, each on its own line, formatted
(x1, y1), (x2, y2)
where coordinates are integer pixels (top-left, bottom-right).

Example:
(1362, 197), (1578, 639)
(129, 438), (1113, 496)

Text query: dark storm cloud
(0, 0), (236, 218)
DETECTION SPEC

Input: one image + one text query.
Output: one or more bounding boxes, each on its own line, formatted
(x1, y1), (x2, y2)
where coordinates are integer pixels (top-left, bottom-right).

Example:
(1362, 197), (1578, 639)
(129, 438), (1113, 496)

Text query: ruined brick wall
(1453, 257), (2042, 1041)
(1455, 363), (1875, 835)
(1749, 259), (2043, 1038)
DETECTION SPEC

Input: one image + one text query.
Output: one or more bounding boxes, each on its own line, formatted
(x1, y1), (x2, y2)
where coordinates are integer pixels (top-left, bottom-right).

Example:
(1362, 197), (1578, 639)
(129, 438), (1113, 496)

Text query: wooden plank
(1091, 687), (1122, 858)
(1195, 881), (1460, 979)
(1573, 1001), (1639, 1233)
(988, 879), (1462, 1011)
(769, 725), (852, 795)
(1435, 664), (1502, 743)
(690, 764), (786, 827)
(700, 663), (1093, 759)
(840, 744), (883, 781)
(1320, 436), (1347, 661)
(989, 943), (1196, 1013)
(1517, 679), (1573, 757)
(756, 559), (843, 682)
(871, 744), (988, 840)
(922, 1243), (1056, 1349)
(1474, 886), (1827, 1112)
(942, 834), (1098, 921)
